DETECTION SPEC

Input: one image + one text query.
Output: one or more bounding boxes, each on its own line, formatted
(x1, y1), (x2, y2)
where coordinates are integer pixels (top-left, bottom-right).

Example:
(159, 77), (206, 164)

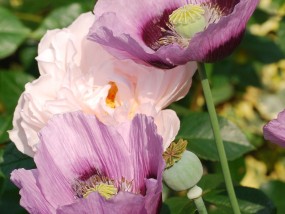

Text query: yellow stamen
(169, 4), (206, 39)
(106, 81), (118, 108)
(83, 183), (118, 200)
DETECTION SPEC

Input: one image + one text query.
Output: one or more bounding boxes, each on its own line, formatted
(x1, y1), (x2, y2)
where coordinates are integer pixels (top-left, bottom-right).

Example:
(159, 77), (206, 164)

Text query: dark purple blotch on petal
(148, 60), (176, 69)
(212, 0), (240, 15)
(203, 30), (245, 62)
(141, 8), (176, 51)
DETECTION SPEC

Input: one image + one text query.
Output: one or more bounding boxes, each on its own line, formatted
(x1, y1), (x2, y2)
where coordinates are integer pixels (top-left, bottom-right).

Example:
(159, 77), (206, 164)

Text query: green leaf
(0, 115), (12, 144)
(0, 143), (35, 176)
(277, 17), (285, 54)
(238, 32), (285, 64)
(271, 0), (285, 8)
(177, 112), (254, 161)
(3, 0), (93, 14)
(250, 8), (271, 24)
(0, 181), (28, 214)
(211, 75), (234, 105)
(0, 170), (4, 196)
(261, 180), (285, 214)
(31, 3), (85, 40)
(204, 186), (276, 214)
(0, 143), (34, 214)
(0, 7), (30, 59)
(0, 71), (34, 143)
(0, 70), (34, 114)
(197, 174), (224, 192)
(161, 197), (196, 214)
(212, 157), (247, 183)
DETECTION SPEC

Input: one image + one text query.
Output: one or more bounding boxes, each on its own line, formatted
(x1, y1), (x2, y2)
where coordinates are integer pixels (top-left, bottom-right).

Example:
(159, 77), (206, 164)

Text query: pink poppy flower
(9, 12), (196, 156)
(88, 0), (259, 68)
(264, 109), (285, 147)
(11, 111), (164, 213)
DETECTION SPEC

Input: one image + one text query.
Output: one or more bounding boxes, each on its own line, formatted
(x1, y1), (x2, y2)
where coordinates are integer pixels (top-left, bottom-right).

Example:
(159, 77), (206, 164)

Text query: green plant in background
(0, 0), (285, 213)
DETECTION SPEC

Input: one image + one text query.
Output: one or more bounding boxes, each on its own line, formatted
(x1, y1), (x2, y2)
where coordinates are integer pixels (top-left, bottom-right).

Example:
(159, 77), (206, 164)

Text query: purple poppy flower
(88, 0), (259, 68)
(263, 109), (285, 147)
(11, 111), (164, 213)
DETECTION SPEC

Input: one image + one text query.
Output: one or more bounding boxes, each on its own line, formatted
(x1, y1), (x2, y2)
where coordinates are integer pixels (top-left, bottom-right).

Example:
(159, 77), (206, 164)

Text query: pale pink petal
(154, 110), (180, 150)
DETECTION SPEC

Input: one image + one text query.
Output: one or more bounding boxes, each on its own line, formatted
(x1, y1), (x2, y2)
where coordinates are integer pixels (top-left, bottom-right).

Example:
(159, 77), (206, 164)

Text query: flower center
(73, 170), (135, 200)
(169, 4), (206, 39)
(106, 81), (118, 108)
(141, 3), (224, 53)
(73, 173), (118, 200)
(83, 184), (118, 199)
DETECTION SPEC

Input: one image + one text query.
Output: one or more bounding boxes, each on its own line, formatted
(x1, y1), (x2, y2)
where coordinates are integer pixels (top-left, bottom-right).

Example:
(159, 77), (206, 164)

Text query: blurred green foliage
(0, 0), (284, 213)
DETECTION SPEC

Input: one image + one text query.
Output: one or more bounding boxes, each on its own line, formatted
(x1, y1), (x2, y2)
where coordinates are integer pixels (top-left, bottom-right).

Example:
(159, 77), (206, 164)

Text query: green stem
(197, 62), (241, 214)
(194, 197), (208, 214)
(187, 186), (208, 214)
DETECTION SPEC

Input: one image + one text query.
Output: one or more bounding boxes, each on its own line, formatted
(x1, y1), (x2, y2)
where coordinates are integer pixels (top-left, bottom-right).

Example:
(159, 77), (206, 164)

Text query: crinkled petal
(264, 109), (285, 147)
(37, 13), (95, 77)
(133, 105), (179, 150)
(10, 11), (191, 158)
(125, 114), (165, 193)
(10, 169), (55, 214)
(8, 74), (66, 157)
(131, 62), (195, 109)
(83, 30), (195, 109)
(8, 95), (35, 156)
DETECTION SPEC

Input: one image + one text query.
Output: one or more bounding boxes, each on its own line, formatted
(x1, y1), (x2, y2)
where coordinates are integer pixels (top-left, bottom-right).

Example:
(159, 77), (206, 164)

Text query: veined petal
(126, 114), (165, 194)
(35, 111), (131, 206)
(11, 169), (55, 214)
(11, 112), (164, 212)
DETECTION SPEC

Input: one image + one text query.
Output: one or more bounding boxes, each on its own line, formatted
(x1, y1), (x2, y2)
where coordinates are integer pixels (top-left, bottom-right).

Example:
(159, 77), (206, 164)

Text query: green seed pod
(163, 150), (203, 191)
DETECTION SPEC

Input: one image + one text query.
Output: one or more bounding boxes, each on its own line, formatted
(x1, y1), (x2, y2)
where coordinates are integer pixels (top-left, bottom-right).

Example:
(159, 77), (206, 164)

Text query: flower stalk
(187, 186), (208, 214)
(197, 62), (240, 214)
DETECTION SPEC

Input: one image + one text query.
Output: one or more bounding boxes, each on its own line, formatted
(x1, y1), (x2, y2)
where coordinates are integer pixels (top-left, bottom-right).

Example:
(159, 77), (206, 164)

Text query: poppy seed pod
(163, 150), (203, 191)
